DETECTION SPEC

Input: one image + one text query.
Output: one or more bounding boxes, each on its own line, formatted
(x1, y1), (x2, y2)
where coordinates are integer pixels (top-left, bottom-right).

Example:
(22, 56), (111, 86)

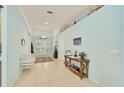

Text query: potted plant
(79, 52), (87, 59)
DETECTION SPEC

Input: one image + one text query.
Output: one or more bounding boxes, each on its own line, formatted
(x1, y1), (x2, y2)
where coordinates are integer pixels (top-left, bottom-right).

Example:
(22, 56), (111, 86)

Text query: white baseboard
(10, 70), (21, 87)
(89, 77), (105, 87)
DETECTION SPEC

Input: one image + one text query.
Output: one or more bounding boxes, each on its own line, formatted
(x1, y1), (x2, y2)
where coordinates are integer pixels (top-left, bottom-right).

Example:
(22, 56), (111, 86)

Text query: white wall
(58, 6), (124, 86)
(0, 12), (1, 43)
(6, 6), (32, 86)
(32, 29), (53, 57)
(122, 7), (124, 83)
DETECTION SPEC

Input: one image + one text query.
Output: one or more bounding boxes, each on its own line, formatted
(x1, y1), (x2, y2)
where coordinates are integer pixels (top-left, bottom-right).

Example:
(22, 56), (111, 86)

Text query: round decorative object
(21, 39), (25, 46)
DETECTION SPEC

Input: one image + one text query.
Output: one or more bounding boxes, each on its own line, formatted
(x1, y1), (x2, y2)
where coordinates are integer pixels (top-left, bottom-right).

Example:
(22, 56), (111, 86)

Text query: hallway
(13, 59), (100, 87)
(2, 5), (124, 87)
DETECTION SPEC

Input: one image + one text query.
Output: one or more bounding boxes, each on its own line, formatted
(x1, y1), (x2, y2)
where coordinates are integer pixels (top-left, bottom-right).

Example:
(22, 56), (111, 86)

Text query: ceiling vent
(47, 10), (53, 14)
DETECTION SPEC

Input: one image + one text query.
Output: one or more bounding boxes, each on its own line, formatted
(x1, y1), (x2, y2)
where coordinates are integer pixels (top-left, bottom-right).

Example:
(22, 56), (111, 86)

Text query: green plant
(79, 52), (87, 58)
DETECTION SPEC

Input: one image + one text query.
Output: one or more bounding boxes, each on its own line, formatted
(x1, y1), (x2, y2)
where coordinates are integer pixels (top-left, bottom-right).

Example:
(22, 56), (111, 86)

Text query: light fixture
(61, 5), (104, 31)
(40, 36), (47, 39)
(44, 10), (53, 25)
(21, 38), (25, 46)
(44, 22), (48, 25)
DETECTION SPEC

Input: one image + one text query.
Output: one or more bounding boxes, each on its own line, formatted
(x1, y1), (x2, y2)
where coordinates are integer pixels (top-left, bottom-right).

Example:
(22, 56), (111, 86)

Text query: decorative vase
(74, 50), (77, 57)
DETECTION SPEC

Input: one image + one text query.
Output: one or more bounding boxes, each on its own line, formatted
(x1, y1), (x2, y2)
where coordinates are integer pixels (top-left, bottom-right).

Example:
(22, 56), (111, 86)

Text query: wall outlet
(110, 49), (119, 54)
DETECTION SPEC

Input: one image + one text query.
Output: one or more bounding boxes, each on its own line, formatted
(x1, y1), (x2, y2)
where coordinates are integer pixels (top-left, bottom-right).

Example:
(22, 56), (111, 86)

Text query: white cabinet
(20, 54), (35, 70)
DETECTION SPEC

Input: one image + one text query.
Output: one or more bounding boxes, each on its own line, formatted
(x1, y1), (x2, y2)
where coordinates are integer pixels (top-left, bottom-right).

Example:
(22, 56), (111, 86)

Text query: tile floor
(13, 59), (101, 87)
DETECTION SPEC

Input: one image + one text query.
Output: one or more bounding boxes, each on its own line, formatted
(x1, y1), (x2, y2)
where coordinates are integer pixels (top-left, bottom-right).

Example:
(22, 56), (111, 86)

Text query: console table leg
(80, 63), (85, 80)
(86, 61), (89, 78)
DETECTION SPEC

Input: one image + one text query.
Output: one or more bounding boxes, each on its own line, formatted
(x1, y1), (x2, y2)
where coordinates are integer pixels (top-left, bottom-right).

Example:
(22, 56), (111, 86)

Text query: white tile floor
(13, 59), (101, 87)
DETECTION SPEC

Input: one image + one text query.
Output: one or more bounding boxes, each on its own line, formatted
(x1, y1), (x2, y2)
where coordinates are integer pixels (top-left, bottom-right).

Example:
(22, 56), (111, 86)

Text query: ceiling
(19, 5), (96, 31)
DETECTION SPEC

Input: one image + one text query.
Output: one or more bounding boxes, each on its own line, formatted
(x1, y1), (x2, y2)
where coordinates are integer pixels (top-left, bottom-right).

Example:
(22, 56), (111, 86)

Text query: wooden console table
(64, 55), (89, 80)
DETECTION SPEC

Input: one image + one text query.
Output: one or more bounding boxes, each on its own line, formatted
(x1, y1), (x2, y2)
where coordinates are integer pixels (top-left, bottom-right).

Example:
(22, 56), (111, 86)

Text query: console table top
(64, 55), (89, 63)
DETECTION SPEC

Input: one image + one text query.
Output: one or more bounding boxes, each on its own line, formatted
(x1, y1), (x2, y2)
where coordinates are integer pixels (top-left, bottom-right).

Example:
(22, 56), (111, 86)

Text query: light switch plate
(110, 49), (119, 54)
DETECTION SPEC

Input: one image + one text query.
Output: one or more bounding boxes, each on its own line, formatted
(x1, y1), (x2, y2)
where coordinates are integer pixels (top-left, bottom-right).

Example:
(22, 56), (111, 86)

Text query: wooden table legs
(80, 63), (85, 79)
(64, 55), (89, 80)
(85, 61), (89, 78)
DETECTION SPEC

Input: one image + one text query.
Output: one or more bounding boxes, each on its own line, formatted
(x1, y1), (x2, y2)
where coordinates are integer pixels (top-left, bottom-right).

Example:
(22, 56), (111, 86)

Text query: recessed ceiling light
(44, 22), (48, 25)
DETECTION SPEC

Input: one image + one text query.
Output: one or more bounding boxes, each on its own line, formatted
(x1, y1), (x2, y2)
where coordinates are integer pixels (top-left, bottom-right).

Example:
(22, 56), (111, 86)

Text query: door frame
(1, 6), (8, 87)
